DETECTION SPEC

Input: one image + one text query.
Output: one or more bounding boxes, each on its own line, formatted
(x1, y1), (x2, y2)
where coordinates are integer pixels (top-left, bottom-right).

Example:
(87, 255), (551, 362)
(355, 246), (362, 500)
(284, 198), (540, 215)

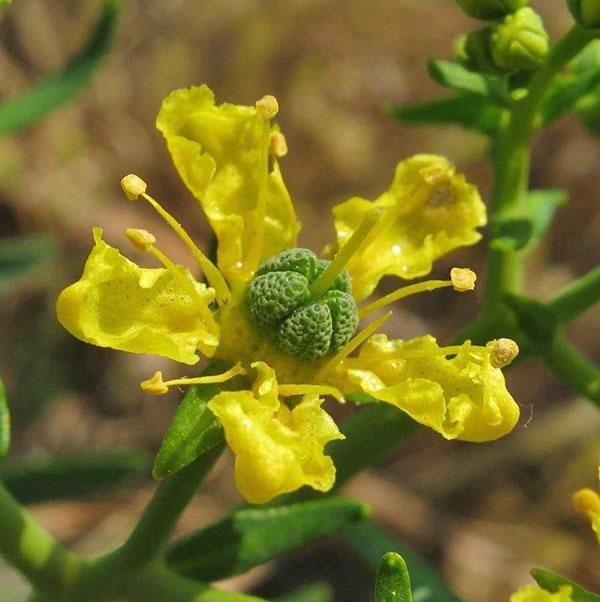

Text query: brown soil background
(0, 1), (598, 600)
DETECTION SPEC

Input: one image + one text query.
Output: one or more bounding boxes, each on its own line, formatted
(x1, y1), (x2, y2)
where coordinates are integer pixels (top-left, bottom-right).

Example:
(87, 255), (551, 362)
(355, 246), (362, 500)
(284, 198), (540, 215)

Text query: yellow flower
(572, 466), (600, 544)
(509, 585), (574, 602)
(56, 84), (519, 503)
(331, 335), (519, 442)
(208, 362), (344, 504)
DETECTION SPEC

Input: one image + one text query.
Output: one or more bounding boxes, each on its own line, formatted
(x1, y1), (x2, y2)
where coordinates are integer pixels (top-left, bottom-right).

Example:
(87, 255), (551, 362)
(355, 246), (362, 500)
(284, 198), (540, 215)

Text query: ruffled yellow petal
(56, 228), (219, 365)
(333, 335), (519, 442)
(332, 155), (486, 300)
(156, 85), (299, 285)
(509, 585), (574, 602)
(208, 361), (344, 504)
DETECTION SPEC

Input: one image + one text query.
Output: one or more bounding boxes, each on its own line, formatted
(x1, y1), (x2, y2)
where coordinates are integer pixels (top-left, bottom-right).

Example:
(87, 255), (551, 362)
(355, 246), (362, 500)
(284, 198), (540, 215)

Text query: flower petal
(156, 85), (299, 285)
(334, 334), (519, 442)
(332, 155), (486, 300)
(56, 229), (219, 365)
(208, 361), (344, 504)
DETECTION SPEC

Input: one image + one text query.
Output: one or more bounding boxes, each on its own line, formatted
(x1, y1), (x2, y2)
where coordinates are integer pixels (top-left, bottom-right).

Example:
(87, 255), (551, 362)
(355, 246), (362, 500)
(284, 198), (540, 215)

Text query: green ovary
(245, 248), (359, 361)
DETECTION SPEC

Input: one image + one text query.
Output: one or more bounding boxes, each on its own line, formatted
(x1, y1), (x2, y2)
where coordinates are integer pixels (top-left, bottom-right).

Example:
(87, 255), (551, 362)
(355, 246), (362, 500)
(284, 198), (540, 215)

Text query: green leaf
(531, 568), (600, 601)
(167, 498), (369, 582)
(152, 359), (244, 480)
(505, 294), (559, 344)
(276, 583), (333, 602)
(0, 0), (121, 136)
(0, 235), (58, 294)
(490, 189), (567, 253)
(345, 521), (463, 602)
(387, 95), (502, 135)
(376, 552), (413, 602)
(0, 450), (149, 504)
(0, 379), (10, 460)
(541, 68), (600, 125)
(427, 60), (508, 103)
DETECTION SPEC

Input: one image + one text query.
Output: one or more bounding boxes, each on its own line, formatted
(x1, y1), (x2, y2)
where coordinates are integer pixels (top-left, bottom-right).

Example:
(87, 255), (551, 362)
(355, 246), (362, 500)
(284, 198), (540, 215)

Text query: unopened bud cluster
(455, 2), (548, 74)
(245, 248), (359, 361)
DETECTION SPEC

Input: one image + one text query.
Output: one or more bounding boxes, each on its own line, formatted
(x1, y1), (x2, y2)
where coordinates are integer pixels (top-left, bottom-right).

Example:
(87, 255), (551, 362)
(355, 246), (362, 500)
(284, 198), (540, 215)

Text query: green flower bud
(246, 248), (359, 361)
(463, 28), (501, 73)
(568, 0), (600, 28)
(456, 0), (528, 21)
(490, 8), (549, 72)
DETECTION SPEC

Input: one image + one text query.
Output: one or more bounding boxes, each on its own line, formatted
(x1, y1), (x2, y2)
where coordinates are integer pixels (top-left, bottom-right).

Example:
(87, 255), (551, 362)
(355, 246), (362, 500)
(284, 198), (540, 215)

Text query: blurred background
(0, 1), (598, 600)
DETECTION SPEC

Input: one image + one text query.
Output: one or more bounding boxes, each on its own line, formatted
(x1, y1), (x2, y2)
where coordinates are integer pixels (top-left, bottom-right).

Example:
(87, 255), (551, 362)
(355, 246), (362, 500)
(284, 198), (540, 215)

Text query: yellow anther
(269, 131), (288, 157)
(490, 338), (519, 368)
(140, 363), (247, 396)
(121, 174), (147, 201)
(573, 488), (600, 515)
(125, 228), (156, 253)
(255, 94), (279, 119)
(141, 371), (169, 395)
(278, 384), (345, 403)
(450, 267), (477, 292)
(419, 164), (450, 186)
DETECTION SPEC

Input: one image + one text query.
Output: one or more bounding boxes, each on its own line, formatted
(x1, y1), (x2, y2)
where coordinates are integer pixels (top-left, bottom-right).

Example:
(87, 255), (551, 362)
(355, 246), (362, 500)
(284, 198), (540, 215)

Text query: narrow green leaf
(549, 264), (600, 323)
(0, 0), (121, 136)
(0, 235), (58, 293)
(0, 450), (149, 504)
(490, 189), (567, 253)
(152, 359), (244, 480)
(345, 521), (463, 602)
(387, 95), (502, 135)
(0, 379), (10, 460)
(531, 568), (600, 601)
(504, 294), (559, 344)
(541, 68), (600, 125)
(376, 552), (413, 602)
(427, 60), (508, 103)
(276, 583), (333, 602)
(167, 498), (369, 582)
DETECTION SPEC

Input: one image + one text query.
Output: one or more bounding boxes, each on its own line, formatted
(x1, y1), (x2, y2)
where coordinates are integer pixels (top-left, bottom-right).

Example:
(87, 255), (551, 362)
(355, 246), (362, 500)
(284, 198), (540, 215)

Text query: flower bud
(491, 8), (549, 72)
(456, 0), (528, 21)
(568, 0), (600, 28)
(462, 28), (501, 74)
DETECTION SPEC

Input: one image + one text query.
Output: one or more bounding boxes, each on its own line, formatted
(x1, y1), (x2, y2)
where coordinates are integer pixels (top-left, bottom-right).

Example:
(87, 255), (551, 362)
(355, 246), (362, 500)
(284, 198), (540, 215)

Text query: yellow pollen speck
(269, 131), (288, 157)
(125, 228), (156, 253)
(121, 174), (147, 201)
(450, 267), (477, 292)
(255, 95), (279, 119)
(140, 371), (169, 395)
(573, 488), (600, 514)
(490, 338), (519, 368)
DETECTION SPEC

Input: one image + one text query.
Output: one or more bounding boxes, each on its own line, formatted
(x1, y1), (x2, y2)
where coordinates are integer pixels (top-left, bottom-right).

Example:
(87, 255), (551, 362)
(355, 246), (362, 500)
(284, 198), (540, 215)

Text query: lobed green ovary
(246, 248), (359, 361)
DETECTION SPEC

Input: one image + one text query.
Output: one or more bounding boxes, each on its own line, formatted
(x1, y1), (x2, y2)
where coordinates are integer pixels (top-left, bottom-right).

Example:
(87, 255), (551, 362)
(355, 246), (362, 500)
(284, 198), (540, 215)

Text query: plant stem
(548, 264), (600, 323)
(480, 24), (596, 332)
(0, 480), (80, 595)
(101, 444), (223, 573)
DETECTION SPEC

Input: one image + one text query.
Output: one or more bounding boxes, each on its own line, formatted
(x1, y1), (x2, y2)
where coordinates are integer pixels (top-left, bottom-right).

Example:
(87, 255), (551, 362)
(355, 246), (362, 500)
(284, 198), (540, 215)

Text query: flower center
(245, 248), (359, 362)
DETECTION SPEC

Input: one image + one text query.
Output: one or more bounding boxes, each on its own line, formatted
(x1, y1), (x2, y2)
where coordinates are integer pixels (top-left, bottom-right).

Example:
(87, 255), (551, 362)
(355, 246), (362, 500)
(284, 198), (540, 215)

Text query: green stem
(536, 332), (600, 406)
(548, 264), (600, 323)
(101, 444), (223, 573)
(480, 24), (596, 331)
(0, 480), (81, 595)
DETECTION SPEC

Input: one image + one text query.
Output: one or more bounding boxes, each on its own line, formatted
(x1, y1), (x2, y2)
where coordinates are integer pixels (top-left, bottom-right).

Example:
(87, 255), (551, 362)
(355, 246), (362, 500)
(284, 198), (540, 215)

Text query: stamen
(269, 131), (288, 158)
(126, 228), (176, 269)
(450, 267), (477, 292)
(573, 488), (600, 515)
(490, 338), (519, 368)
(310, 208), (383, 300)
(119, 174), (231, 305)
(255, 95), (279, 119)
(140, 363), (246, 396)
(316, 311), (392, 382)
(278, 384), (345, 403)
